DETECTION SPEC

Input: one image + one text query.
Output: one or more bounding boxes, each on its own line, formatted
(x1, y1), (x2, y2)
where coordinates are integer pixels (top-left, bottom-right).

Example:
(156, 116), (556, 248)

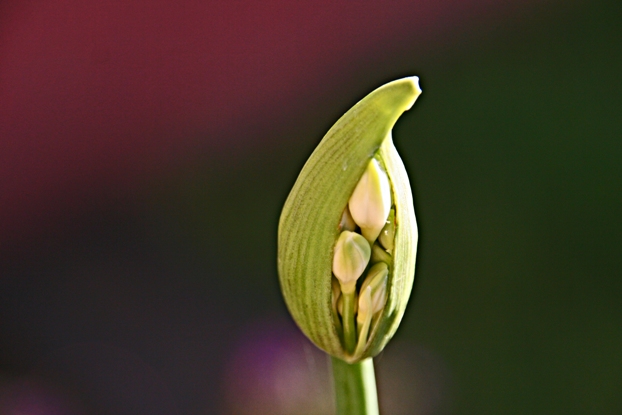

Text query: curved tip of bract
(385, 76), (422, 111)
(407, 76), (422, 94)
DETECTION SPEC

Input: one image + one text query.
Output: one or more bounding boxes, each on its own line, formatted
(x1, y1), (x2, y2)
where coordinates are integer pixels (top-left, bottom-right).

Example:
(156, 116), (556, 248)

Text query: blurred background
(1, 0), (621, 414)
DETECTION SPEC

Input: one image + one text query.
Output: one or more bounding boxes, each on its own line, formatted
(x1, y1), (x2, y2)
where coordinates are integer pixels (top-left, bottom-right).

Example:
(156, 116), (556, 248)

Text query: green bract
(278, 77), (421, 363)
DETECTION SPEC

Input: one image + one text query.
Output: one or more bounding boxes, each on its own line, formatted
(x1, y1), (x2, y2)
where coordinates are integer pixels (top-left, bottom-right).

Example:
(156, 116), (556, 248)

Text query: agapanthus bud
(353, 285), (375, 357)
(277, 77), (421, 362)
(339, 205), (357, 232)
(348, 159), (392, 243)
(332, 231), (371, 293)
(358, 262), (389, 319)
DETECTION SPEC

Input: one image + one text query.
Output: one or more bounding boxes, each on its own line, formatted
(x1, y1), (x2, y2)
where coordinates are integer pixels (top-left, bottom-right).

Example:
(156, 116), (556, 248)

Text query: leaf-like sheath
(278, 77), (421, 361)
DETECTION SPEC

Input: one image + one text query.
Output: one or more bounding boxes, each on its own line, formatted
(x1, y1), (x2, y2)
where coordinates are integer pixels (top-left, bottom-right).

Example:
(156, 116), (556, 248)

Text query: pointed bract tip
(403, 76), (422, 110)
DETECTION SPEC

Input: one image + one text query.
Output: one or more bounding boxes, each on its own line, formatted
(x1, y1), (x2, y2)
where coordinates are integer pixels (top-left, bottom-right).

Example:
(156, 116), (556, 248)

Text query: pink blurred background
(0, 0), (536, 243)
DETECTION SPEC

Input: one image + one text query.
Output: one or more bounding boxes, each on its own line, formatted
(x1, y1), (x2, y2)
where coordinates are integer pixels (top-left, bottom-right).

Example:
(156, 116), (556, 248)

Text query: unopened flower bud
(359, 262), (389, 319)
(339, 205), (357, 232)
(356, 286), (373, 326)
(277, 77), (421, 362)
(354, 286), (373, 356)
(348, 159), (392, 243)
(332, 231), (371, 293)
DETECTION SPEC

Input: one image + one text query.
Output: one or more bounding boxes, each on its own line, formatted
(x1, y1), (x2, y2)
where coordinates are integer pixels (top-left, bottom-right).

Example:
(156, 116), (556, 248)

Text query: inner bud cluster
(332, 158), (395, 357)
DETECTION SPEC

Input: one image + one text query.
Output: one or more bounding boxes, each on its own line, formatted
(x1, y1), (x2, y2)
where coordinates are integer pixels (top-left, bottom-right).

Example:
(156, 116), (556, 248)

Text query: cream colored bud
(332, 231), (371, 293)
(339, 205), (357, 232)
(348, 159), (392, 242)
(356, 286), (373, 324)
(354, 286), (374, 356)
(359, 262), (389, 319)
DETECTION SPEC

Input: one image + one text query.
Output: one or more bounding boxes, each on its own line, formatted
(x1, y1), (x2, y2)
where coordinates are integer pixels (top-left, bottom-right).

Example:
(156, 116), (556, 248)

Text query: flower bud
(354, 285), (374, 357)
(357, 286), (374, 326)
(332, 231), (370, 293)
(358, 262), (389, 320)
(348, 159), (392, 243)
(278, 77), (421, 362)
(339, 205), (357, 232)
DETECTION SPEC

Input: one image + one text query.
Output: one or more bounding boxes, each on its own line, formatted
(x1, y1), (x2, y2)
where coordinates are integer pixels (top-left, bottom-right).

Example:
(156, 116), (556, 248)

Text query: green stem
(331, 357), (379, 415)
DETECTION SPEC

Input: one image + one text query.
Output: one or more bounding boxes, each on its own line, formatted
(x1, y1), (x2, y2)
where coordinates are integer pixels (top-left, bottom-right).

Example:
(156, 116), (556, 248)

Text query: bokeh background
(1, 0), (621, 414)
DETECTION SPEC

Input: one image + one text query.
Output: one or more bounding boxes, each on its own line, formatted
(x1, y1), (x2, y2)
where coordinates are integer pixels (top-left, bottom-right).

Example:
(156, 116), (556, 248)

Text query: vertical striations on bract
(278, 77), (421, 362)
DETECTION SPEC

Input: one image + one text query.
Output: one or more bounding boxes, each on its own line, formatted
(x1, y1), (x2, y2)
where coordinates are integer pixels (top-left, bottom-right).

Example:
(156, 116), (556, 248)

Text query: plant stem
(331, 357), (379, 415)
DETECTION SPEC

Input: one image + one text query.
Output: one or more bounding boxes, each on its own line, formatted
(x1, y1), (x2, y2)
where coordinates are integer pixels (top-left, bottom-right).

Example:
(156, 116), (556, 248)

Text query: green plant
(278, 77), (422, 414)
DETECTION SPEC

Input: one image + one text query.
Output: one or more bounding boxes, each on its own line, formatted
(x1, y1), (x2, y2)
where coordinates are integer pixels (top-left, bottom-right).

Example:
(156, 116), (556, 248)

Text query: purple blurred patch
(222, 317), (453, 415)
(222, 317), (333, 415)
(376, 340), (453, 415)
(0, 376), (85, 415)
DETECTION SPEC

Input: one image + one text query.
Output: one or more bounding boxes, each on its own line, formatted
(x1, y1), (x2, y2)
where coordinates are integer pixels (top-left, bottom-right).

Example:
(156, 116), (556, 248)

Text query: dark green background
(2, 0), (620, 414)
